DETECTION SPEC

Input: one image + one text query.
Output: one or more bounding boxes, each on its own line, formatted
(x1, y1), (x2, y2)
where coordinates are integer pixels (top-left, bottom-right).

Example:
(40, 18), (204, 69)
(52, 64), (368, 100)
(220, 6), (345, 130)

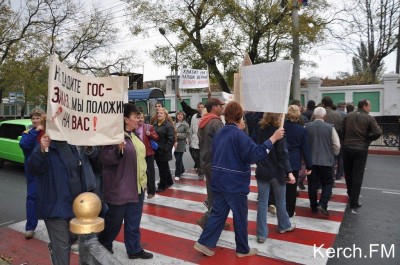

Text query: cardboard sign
(179, 68), (209, 89)
(46, 54), (127, 145)
(241, 61), (293, 113)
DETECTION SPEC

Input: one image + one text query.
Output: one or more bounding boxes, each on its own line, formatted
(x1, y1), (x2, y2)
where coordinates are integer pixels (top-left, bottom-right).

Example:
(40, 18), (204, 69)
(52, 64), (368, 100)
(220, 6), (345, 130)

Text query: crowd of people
(19, 95), (381, 262)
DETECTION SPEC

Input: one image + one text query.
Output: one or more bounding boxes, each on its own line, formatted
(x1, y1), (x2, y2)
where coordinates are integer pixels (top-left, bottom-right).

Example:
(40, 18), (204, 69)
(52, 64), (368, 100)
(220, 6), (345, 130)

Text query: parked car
(0, 119), (32, 168)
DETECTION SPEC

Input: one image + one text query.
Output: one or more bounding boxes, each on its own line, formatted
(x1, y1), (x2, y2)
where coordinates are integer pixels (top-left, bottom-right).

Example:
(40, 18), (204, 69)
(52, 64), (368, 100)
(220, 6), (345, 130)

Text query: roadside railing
(370, 122), (400, 150)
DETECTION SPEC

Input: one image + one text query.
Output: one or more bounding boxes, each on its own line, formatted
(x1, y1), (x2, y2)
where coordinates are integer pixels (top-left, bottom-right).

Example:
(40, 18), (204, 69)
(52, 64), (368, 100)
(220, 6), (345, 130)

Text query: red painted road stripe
(143, 202), (337, 247)
(0, 227), (79, 265)
(160, 188), (344, 222)
(115, 226), (299, 265)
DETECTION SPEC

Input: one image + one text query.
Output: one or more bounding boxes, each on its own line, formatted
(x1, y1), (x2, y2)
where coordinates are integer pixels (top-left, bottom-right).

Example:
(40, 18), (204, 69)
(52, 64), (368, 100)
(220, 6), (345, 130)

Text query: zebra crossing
(8, 166), (348, 265)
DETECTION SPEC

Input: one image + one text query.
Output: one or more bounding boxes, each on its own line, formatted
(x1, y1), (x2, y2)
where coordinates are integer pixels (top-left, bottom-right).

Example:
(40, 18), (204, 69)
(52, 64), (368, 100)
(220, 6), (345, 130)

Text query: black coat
(255, 125), (292, 184)
(153, 120), (175, 161)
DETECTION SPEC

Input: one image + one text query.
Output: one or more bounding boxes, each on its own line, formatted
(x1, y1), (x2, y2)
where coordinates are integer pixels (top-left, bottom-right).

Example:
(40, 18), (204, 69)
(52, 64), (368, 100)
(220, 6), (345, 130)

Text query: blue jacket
(28, 141), (82, 219)
(255, 125), (292, 184)
(211, 123), (274, 194)
(19, 127), (42, 170)
(284, 120), (313, 171)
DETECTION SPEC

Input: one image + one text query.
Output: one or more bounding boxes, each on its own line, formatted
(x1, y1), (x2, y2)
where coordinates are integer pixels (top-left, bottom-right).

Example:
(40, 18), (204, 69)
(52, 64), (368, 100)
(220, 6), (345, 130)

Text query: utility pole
(291, 0), (301, 101)
(159, 28), (179, 114)
(396, 13), (400, 74)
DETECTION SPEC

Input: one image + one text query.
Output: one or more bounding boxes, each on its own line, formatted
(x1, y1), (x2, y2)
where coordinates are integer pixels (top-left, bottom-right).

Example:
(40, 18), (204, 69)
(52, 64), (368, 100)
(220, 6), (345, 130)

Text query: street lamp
(159, 27), (179, 114)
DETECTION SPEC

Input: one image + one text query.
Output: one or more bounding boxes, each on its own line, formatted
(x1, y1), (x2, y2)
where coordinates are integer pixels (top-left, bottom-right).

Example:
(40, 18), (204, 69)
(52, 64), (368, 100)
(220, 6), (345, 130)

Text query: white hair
(313, 107), (326, 119)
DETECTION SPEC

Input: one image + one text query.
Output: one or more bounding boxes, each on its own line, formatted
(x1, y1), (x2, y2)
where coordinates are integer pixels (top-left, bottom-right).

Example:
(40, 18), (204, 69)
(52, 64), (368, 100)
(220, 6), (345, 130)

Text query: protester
(346, 102), (355, 113)
(196, 98), (225, 229)
(189, 106), (205, 180)
(303, 100), (316, 120)
(174, 111), (189, 180)
(19, 108), (45, 239)
(136, 112), (159, 199)
(28, 135), (83, 265)
(340, 99), (382, 209)
(176, 92), (205, 126)
(306, 107), (340, 216)
(149, 102), (174, 125)
(153, 107), (175, 192)
(193, 101), (285, 257)
(255, 112), (296, 243)
(99, 103), (153, 259)
(284, 105), (313, 217)
(312, 96), (342, 132)
(290, 99), (309, 124)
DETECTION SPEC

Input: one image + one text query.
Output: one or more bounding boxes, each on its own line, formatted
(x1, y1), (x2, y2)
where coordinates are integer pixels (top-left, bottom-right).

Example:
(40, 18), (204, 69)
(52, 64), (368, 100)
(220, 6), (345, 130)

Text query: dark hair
(321, 96), (333, 107)
(224, 101), (243, 124)
(307, 100), (316, 110)
(123, 103), (139, 118)
(155, 102), (164, 107)
(357, 99), (369, 109)
(346, 103), (355, 112)
(290, 99), (301, 107)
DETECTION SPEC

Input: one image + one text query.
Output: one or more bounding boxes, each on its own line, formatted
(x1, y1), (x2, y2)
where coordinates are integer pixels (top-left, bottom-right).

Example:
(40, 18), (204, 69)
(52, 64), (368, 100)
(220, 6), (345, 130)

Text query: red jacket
(138, 124), (159, 157)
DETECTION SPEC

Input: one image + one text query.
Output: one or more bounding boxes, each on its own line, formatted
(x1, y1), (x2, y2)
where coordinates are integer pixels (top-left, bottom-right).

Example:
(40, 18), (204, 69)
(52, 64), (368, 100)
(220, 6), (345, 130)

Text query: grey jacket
(175, 121), (189, 152)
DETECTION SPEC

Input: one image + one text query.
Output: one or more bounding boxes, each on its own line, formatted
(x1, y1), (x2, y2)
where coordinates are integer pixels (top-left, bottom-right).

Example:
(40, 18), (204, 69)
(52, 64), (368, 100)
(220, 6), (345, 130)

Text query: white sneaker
(237, 248), (258, 257)
(268, 205), (276, 215)
(70, 243), (79, 252)
(278, 223), (296, 234)
(174, 176), (180, 181)
(193, 242), (215, 256)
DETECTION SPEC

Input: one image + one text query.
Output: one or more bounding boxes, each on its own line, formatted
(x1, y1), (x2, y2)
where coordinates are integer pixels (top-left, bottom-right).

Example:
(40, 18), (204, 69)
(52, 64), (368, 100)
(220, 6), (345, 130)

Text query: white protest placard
(179, 68), (209, 89)
(46, 54), (127, 145)
(241, 61), (293, 113)
(222, 91), (234, 103)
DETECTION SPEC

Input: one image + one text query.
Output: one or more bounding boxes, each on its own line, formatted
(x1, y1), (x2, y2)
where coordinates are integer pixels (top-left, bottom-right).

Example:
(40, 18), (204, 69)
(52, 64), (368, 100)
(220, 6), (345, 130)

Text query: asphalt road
(1, 153), (399, 264)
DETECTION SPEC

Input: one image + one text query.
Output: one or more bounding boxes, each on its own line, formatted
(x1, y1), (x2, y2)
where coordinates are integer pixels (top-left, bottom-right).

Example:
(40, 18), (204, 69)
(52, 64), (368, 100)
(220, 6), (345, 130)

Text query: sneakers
(257, 238), (265, 244)
(70, 243), (79, 252)
(350, 203), (362, 209)
(237, 248), (258, 257)
(174, 176), (180, 181)
(193, 242), (215, 256)
(268, 205), (276, 215)
(128, 250), (153, 259)
(198, 174), (205, 181)
(25, 230), (34, 239)
(147, 194), (155, 199)
(318, 205), (330, 216)
(278, 223), (296, 234)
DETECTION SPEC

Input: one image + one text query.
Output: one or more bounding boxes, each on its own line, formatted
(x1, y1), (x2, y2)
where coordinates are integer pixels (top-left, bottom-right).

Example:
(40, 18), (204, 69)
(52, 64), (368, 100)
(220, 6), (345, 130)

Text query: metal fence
(370, 122), (400, 149)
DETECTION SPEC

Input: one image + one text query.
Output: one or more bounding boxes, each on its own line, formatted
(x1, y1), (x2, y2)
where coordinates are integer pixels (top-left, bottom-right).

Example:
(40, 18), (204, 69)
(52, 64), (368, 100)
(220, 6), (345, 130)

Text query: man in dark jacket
(340, 99), (382, 209)
(196, 98), (225, 229)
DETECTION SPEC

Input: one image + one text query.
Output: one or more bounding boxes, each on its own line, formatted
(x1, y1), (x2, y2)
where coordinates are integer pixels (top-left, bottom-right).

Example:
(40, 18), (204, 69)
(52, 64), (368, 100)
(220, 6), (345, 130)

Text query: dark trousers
(45, 219), (71, 265)
(335, 149), (344, 178)
(198, 192), (249, 254)
(156, 160), (173, 189)
(343, 147), (368, 206)
(25, 173), (38, 231)
(99, 192), (144, 255)
(145, 155), (156, 195)
(286, 170), (299, 217)
(189, 147), (200, 169)
(308, 165), (334, 210)
(174, 151), (185, 176)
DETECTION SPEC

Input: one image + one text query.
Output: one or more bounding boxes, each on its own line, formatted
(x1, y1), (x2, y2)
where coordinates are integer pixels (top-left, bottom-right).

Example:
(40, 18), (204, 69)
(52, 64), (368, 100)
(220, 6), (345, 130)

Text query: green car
(0, 119), (33, 168)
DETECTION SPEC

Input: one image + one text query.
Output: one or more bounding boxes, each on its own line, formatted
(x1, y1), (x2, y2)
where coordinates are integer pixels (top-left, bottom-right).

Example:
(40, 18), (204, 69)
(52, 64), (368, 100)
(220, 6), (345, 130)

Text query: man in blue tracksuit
(194, 101), (285, 258)
(19, 108), (45, 239)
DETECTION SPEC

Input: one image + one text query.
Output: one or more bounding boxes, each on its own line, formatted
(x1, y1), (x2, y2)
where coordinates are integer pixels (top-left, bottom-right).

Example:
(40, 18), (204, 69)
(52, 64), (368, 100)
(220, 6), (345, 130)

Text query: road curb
(368, 149), (400, 156)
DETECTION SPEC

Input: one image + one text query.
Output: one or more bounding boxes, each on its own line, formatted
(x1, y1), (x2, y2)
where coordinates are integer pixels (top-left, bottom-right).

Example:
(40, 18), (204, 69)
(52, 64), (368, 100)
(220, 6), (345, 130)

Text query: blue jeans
(99, 191), (145, 255)
(198, 192), (250, 254)
(174, 151), (185, 176)
(256, 178), (291, 240)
